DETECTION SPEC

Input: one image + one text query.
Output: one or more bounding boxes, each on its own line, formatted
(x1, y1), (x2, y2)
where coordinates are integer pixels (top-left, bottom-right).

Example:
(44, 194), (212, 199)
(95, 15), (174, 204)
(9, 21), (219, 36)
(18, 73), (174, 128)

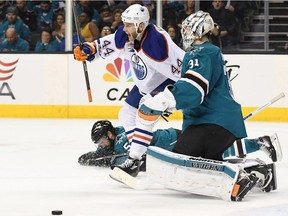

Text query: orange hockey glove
(73, 42), (97, 62)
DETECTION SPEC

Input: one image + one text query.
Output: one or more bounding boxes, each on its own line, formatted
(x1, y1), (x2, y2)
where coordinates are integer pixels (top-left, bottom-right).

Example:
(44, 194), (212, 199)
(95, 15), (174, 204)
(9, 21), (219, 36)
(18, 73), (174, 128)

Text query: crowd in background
(0, 0), (281, 52)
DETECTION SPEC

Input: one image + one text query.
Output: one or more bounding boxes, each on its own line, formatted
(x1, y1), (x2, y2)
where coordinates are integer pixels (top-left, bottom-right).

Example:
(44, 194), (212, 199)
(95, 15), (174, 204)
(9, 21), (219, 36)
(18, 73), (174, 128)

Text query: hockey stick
(72, 1), (92, 102)
(94, 153), (127, 161)
(110, 167), (153, 190)
(243, 92), (285, 120)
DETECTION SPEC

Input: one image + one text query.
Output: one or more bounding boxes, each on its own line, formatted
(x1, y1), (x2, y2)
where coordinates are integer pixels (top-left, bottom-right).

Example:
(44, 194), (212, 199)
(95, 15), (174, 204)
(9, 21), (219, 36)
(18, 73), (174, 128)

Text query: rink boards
(0, 54), (287, 121)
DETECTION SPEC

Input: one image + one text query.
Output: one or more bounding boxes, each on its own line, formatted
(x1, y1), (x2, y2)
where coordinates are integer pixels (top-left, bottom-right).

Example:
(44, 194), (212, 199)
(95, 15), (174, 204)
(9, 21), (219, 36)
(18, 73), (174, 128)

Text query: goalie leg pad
(146, 146), (240, 201)
(146, 146), (258, 201)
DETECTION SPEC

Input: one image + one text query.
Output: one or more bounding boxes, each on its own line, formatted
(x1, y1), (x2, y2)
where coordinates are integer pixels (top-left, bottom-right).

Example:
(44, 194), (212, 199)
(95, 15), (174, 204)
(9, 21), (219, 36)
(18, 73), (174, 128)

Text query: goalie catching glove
(138, 85), (176, 126)
(73, 42), (97, 62)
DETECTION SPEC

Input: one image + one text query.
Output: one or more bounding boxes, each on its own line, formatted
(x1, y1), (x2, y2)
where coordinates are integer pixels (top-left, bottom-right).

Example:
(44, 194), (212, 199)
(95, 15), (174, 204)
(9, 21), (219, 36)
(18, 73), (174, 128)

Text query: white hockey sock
(129, 128), (153, 160)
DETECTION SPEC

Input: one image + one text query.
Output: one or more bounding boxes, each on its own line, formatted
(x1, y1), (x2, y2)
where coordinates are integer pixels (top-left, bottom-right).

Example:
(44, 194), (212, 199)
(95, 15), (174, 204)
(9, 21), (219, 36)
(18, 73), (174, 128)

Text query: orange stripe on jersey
(138, 110), (160, 121)
(134, 134), (152, 142)
(127, 134), (133, 141)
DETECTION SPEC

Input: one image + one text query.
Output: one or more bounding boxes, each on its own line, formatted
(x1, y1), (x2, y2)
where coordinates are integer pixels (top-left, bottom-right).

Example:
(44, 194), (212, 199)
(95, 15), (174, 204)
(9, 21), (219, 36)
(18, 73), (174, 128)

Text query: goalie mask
(121, 4), (149, 30)
(181, 10), (214, 50)
(91, 120), (115, 148)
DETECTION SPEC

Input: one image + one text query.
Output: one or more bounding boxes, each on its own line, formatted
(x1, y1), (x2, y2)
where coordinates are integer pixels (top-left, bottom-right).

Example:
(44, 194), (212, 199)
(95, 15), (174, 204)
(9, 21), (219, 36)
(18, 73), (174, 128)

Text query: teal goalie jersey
(171, 42), (247, 139)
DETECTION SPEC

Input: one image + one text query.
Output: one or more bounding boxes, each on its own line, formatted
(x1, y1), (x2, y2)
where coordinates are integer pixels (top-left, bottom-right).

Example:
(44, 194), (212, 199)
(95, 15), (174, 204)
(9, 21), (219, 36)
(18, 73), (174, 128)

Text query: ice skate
(139, 154), (146, 172)
(258, 133), (282, 162)
(246, 163), (277, 192)
(231, 171), (259, 201)
(111, 157), (141, 177)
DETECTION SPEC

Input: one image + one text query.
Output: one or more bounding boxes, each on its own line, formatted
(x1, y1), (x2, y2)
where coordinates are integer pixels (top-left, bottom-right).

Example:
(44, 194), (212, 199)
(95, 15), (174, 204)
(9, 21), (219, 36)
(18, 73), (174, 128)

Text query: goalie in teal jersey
(109, 11), (282, 200)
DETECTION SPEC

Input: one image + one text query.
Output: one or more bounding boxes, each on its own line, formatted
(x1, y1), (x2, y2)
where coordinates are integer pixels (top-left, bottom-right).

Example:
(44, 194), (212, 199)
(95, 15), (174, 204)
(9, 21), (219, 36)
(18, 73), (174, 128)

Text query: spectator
(110, 8), (123, 32)
(59, 23), (85, 51)
(162, 0), (181, 29)
(177, 0), (195, 27)
(79, 7), (100, 42)
(208, 0), (240, 49)
(16, 0), (37, 32)
(95, 4), (113, 31)
(225, 0), (248, 30)
(0, 0), (9, 24)
(34, 28), (59, 51)
(52, 12), (65, 42)
(0, 27), (29, 51)
(32, 1), (59, 32)
(143, 1), (156, 24)
(100, 25), (113, 37)
(113, 0), (142, 11)
(76, 0), (100, 23)
(166, 24), (182, 48)
(0, 6), (31, 43)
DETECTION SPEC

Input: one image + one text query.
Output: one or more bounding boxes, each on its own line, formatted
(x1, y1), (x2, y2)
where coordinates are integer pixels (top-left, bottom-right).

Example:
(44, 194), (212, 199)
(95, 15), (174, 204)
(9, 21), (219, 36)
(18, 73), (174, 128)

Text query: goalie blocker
(146, 146), (259, 201)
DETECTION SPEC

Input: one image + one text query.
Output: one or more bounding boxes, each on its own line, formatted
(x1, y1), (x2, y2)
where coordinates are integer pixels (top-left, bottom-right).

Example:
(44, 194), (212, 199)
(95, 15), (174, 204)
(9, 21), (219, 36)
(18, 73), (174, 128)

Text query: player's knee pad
(137, 92), (171, 126)
(137, 103), (162, 127)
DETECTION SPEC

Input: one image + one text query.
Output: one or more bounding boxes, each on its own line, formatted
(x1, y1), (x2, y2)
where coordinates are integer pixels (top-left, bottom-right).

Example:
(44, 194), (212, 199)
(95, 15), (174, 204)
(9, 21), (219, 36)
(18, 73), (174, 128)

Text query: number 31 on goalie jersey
(188, 59), (199, 68)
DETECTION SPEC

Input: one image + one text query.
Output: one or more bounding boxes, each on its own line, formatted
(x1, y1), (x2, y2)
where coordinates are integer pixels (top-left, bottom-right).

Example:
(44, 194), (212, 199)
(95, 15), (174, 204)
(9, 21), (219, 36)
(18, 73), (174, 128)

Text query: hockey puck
(51, 210), (62, 215)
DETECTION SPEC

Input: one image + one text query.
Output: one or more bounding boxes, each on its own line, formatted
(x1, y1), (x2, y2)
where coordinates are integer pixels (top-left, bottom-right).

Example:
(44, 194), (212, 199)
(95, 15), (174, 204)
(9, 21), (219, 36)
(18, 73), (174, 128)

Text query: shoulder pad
(115, 26), (129, 49)
(142, 24), (169, 61)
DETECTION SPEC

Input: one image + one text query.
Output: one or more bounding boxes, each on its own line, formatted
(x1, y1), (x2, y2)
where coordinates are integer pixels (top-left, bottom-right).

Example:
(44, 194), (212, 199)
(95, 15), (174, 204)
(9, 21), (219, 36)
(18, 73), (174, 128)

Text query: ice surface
(0, 119), (287, 216)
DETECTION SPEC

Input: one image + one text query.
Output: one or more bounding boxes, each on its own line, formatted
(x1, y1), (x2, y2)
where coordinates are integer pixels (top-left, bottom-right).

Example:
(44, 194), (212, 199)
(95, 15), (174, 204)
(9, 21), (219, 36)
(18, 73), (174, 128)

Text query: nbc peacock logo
(0, 59), (18, 81)
(0, 59), (18, 99)
(103, 57), (133, 82)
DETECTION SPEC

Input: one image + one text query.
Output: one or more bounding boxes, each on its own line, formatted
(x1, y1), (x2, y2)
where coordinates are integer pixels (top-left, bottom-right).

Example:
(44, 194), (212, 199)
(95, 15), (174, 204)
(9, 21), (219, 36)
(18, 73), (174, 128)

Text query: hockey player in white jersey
(74, 3), (184, 143)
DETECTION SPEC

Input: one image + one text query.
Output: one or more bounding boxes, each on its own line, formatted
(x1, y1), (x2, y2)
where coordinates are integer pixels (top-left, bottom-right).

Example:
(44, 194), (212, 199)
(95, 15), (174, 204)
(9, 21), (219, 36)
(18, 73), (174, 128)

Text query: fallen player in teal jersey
(78, 120), (281, 168)
(79, 120), (281, 194)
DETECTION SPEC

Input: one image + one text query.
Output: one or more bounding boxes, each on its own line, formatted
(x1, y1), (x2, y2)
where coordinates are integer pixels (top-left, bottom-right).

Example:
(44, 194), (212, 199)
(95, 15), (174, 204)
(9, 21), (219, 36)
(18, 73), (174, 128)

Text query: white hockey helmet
(181, 10), (214, 50)
(121, 4), (150, 29)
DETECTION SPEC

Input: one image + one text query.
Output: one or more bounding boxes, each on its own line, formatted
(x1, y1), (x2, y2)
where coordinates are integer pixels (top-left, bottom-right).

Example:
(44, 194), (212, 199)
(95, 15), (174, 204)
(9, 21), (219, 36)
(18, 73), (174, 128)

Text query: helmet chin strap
(135, 22), (146, 40)
(136, 29), (145, 40)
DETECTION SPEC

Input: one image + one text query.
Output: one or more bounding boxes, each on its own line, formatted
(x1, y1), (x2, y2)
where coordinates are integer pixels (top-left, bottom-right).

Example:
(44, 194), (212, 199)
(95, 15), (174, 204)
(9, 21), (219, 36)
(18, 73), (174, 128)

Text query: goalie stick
(159, 92), (285, 122)
(72, 1), (92, 102)
(243, 92), (285, 120)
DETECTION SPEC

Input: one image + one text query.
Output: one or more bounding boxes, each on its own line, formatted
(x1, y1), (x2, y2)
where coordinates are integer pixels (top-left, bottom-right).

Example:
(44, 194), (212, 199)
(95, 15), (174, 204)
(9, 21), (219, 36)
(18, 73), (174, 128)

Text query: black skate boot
(111, 157), (141, 177)
(231, 171), (259, 201)
(246, 163), (277, 192)
(257, 133), (282, 162)
(139, 154), (146, 172)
